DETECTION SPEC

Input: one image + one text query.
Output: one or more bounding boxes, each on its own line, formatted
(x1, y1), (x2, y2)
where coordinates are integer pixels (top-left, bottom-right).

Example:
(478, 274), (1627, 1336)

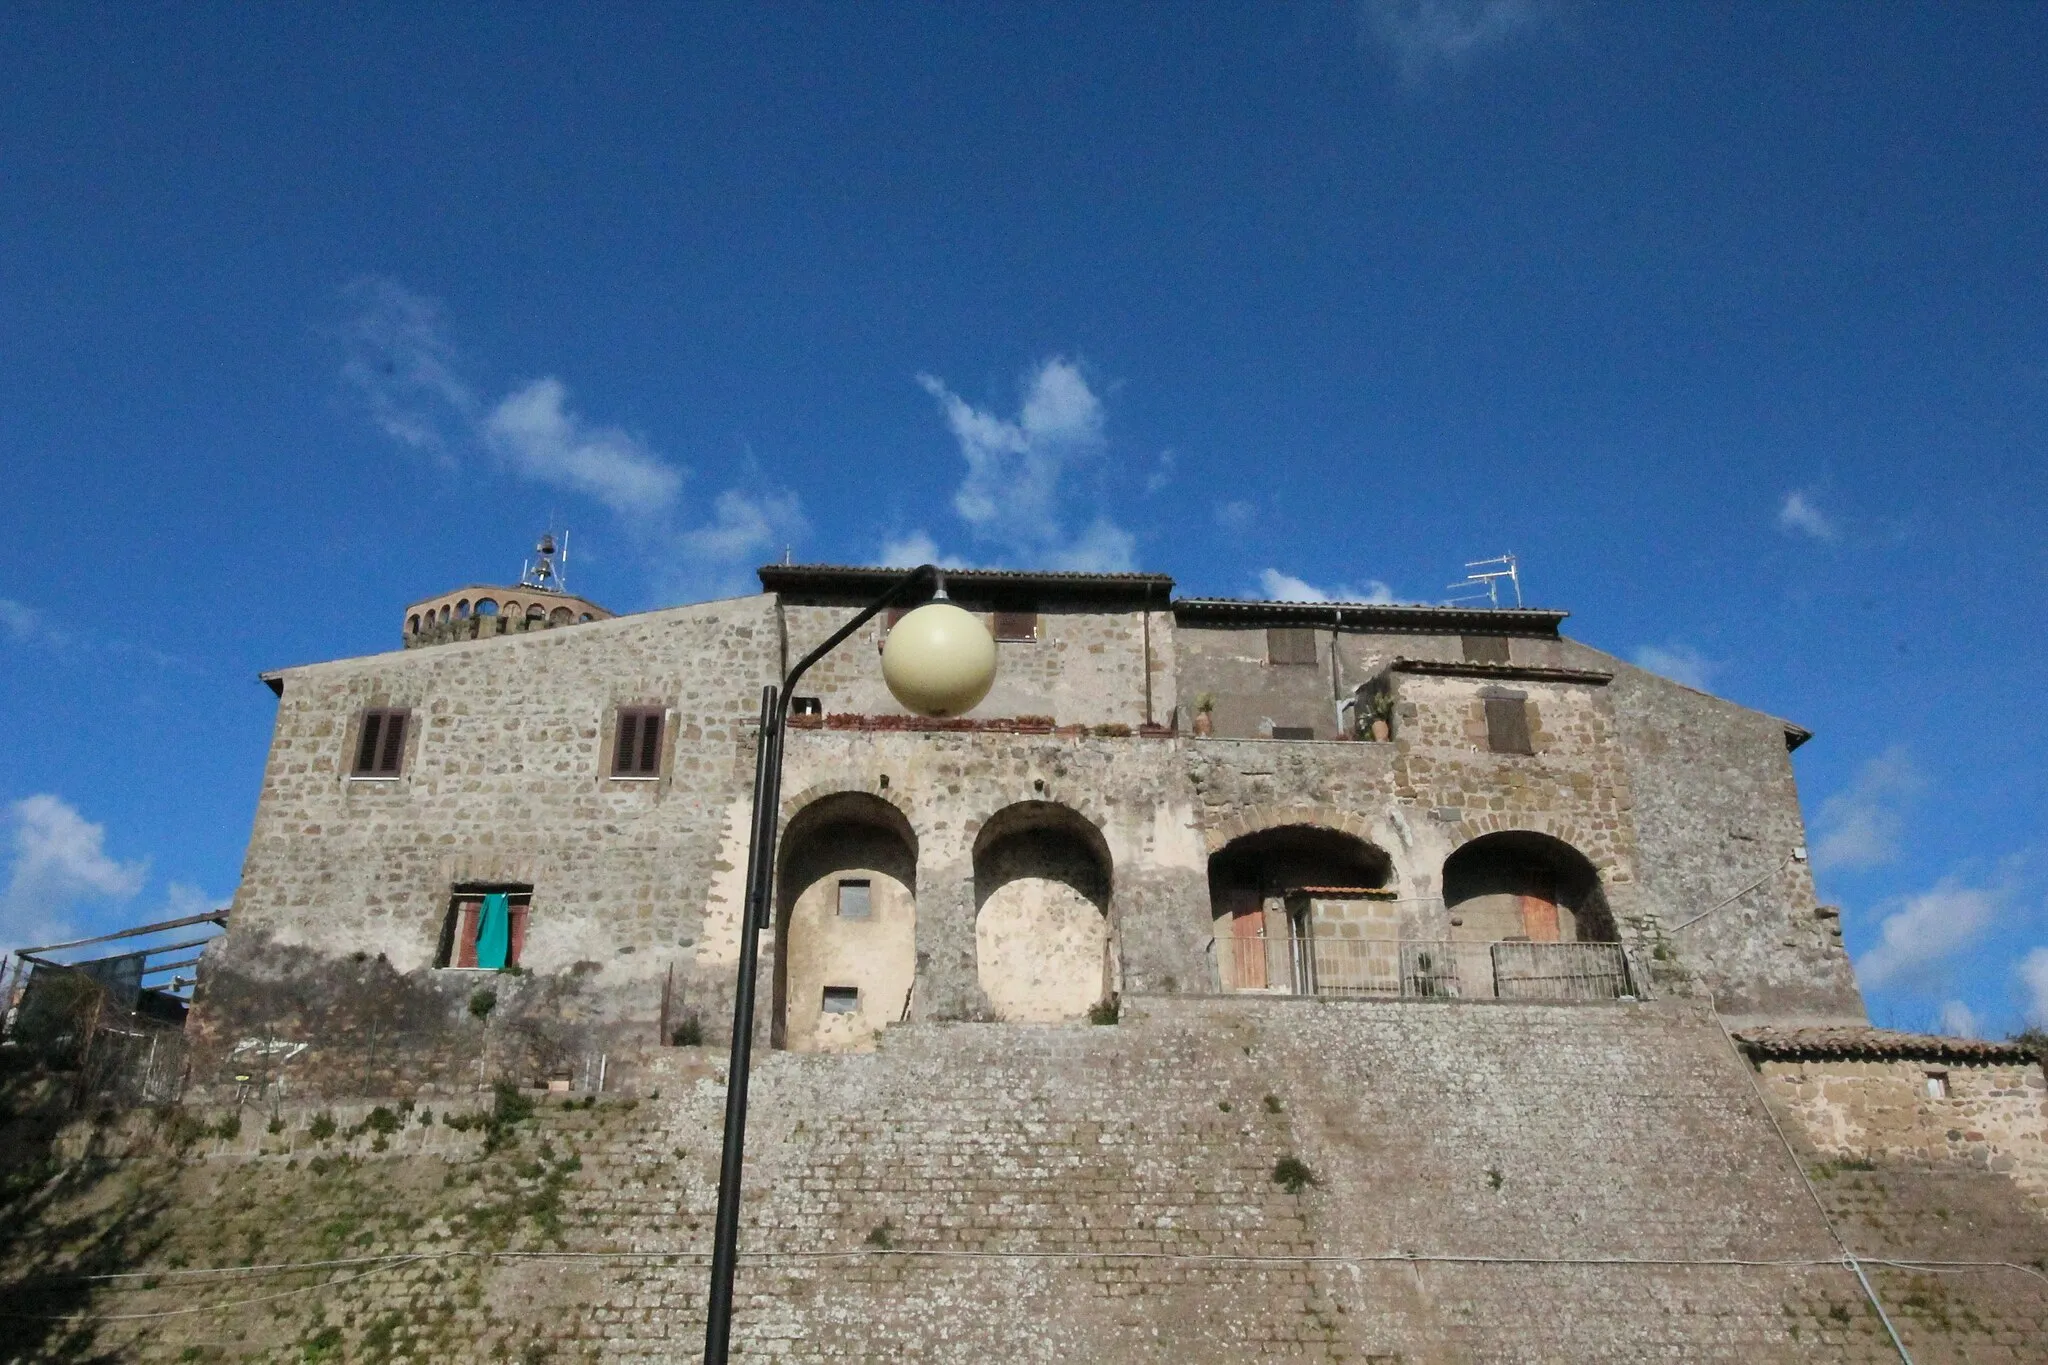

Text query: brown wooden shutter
(454, 898), (481, 968)
(1484, 698), (1534, 754)
(508, 901), (530, 967)
(637, 711), (662, 773)
(1267, 628), (1317, 665)
(355, 713), (383, 774)
(1462, 634), (1511, 664)
(377, 712), (406, 773)
(993, 610), (1039, 642)
(614, 712), (639, 775)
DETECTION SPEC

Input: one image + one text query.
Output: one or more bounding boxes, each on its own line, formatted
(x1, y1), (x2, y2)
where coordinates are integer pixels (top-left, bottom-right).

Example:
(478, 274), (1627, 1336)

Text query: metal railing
(1208, 935), (1634, 1002)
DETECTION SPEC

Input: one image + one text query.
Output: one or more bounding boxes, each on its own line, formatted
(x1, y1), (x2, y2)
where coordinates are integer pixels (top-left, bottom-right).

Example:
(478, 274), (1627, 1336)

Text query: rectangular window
(1271, 725), (1315, 741)
(613, 707), (665, 777)
(1924, 1071), (1949, 1100)
(993, 609), (1039, 642)
(821, 985), (860, 1014)
(1267, 628), (1317, 665)
(836, 879), (871, 919)
(438, 887), (533, 969)
(1462, 634), (1511, 664)
(1484, 697), (1534, 755)
(353, 708), (409, 776)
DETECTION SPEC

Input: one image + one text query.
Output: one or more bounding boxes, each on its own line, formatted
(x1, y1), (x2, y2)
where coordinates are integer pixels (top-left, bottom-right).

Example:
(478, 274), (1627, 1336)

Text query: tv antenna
(1445, 554), (1521, 608)
(520, 528), (570, 593)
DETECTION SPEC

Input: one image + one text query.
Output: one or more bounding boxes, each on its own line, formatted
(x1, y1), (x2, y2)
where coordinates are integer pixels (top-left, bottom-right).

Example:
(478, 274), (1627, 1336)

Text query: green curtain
(476, 892), (511, 970)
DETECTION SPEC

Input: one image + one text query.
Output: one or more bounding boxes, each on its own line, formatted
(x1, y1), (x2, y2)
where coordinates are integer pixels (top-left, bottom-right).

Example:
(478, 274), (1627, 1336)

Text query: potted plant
(1367, 690), (1396, 742)
(1192, 692), (1216, 737)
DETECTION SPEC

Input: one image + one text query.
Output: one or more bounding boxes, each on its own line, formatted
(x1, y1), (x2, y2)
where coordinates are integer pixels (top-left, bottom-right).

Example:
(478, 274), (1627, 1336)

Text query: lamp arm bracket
(777, 563), (938, 714)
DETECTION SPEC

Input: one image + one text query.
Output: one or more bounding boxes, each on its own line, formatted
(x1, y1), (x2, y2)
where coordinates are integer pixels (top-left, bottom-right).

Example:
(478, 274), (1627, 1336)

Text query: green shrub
(1087, 998), (1120, 1025)
(469, 987), (498, 1020)
(365, 1105), (402, 1136)
(670, 1013), (704, 1046)
(307, 1112), (337, 1142)
(1272, 1157), (1318, 1194)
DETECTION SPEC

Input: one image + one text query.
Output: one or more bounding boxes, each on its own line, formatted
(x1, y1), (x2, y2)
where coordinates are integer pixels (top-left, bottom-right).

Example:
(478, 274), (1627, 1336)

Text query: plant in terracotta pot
(1192, 692), (1216, 737)
(1367, 689), (1396, 742)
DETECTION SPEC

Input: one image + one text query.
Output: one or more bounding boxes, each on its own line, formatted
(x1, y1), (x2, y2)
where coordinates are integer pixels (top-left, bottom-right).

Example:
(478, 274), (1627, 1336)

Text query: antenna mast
(1445, 554), (1521, 608)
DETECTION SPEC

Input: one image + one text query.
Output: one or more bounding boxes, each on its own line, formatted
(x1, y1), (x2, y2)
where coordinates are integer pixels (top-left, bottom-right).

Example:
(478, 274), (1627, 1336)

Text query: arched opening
(526, 603), (547, 620)
(476, 598), (498, 616)
(578, 612), (593, 622)
(1442, 831), (1614, 944)
(972, 803), (1113, 1022)
(549, 606), (573, 625)
(439, 605), (451, 623)
(408, 614), (421, 634)
(774, 793), (917, 1053)
(1207, 826), (1394, 993)
(501, 600), (519, 618)
(456, 599), (470, 618)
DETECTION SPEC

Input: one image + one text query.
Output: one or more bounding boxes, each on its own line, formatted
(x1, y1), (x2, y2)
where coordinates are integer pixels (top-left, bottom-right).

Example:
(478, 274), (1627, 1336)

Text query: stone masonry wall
(14, 999), (2045, 1362)
(1755, 1056), (2048, 1201)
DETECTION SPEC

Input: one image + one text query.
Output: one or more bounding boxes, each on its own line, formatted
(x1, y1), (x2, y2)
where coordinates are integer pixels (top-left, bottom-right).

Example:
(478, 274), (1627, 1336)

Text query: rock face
(6, 998), (2045, 1362)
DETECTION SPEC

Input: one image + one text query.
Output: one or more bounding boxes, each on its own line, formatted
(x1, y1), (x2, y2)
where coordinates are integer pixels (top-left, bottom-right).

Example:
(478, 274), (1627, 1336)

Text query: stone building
(193, 561), (1865, 1092)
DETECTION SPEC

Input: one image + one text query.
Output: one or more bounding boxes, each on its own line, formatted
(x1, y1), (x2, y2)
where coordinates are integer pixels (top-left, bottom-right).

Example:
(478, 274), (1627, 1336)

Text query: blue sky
(3, 3), (2044, 1033)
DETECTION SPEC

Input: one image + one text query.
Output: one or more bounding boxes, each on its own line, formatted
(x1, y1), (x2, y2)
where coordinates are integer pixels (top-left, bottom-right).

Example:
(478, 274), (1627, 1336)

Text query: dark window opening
(1267, 627), (1317, 665)
(1271, 726), (1316, 741)
(790, 696), (823, 717)
(353, 708), (409, 776)
(836, 879), (871, 919)
(993, 609), (1039, 642)
(821, 985), (860, 1014)
(1484, 697), (1534, 755)
(1462, 634), (1511, 664)
(438, 886), (533, 969)
(614, 707), (665, 776)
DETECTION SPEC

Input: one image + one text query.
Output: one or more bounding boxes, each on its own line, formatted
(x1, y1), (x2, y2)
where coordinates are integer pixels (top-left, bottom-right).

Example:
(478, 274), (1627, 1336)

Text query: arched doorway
(775, 794), (917, 1052)
(972, 803), (1113, 1022)
(1207, 826), (1395, 994)
(1442, 831), (1625, 999)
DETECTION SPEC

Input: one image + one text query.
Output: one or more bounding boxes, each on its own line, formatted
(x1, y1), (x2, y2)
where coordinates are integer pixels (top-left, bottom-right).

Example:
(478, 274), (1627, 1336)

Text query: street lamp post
(702, 563), (996, 1364)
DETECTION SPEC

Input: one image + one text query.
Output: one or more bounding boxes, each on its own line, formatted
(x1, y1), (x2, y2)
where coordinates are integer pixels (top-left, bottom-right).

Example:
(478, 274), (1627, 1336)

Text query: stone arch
(1206, 823), (1395, 991)
(456, 599), (470, 618)
(778, 778), (917, 833)
(526, 603), (547, 620)
(773, 791), (918, 1053)
(1199, 804), (1381, 855)
(408, 614), (421, 634)
(971, 802), (1113, 1023)
(549, 606), (573, 625)
(1441, 829), (1615, 944)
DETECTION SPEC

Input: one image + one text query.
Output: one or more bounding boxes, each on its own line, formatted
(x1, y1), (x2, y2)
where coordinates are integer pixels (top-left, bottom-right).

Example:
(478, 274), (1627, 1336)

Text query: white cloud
(2, 795), (148, 952)
(1258, 569), (1396, 604)
(343, 276), (797, 587)
(1360, 0), (1551, 84)
(916, 358), (1133, 571)
(1777, 490), (1839, 542)
(1214, 500), (1257, 532)
(1631, 643), (1717, 692)
(1937, 999), (1980, 1039)
(0, 598), (42, 639)
(1811, 746), (1921, 873)
(483, 379), (682, 519)
(1855, 879), (2002, 990)
(1144, 450), (1176, 496)
(2020, 948), (2048, 1026)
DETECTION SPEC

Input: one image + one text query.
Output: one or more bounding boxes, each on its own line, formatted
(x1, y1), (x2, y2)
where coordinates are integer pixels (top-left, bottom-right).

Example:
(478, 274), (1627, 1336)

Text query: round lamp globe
(881, 602), (997, 717)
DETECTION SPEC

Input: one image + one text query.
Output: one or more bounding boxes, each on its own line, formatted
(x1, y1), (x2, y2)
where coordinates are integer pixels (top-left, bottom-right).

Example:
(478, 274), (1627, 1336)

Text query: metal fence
(1209, 935), (1634, 1002)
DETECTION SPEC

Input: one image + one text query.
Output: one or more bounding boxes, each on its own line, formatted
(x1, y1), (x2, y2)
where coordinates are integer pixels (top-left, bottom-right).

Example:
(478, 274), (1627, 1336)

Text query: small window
(613, 707), (665, 777)
(821, 986), (860, 1014)
(1484, 697), (1534, 755)
(1462, 634), (1510, 664)
(1267, 628), (1317, 665)
(353, 708), (410, 776)
(837, 879), (871, 919)
(476, 598), (498, 616)
(1924, 1071), (1949, 1100)
(1271, 725), (1315, 741)
(790, 696), (823, 717)
(993, 609), (1039, 643)
(438, 887), (533, 969)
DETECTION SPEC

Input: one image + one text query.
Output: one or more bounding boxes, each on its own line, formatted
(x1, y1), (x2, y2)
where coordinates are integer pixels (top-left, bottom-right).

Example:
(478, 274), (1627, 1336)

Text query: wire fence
(1208, 935), (1635, 1002)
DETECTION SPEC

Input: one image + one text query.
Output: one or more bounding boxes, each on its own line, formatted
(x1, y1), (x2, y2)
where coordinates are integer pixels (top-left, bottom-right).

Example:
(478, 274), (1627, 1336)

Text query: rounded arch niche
(774, 792), (918, 1053)
(1442, 830), (1615, 944)
(972, 802), (1113, 1023)
(1207, 825), (1394, 991)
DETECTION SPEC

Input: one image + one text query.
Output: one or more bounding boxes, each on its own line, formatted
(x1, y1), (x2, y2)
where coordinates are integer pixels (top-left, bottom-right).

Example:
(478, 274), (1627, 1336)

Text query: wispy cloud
(1937, 999), (1980, 1039)
(1811, 746), (1921, 873)
(1631, 642), (1717, 692)
(1855, 877), (2006, 990)
(2020, 947), (2048, 1026)
(0, 596), (194, 672)
(1777, 490), (1839, 542)
(342, 276), (801, 593)
(912, 358), (1135, 573)
(1258, 569), (1396, 604)
(2, 795), (148, 953)
(1144, 451), (1176, 496)
(1359, 0), (1553, 85)
(1214, 500), (1257, 532)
